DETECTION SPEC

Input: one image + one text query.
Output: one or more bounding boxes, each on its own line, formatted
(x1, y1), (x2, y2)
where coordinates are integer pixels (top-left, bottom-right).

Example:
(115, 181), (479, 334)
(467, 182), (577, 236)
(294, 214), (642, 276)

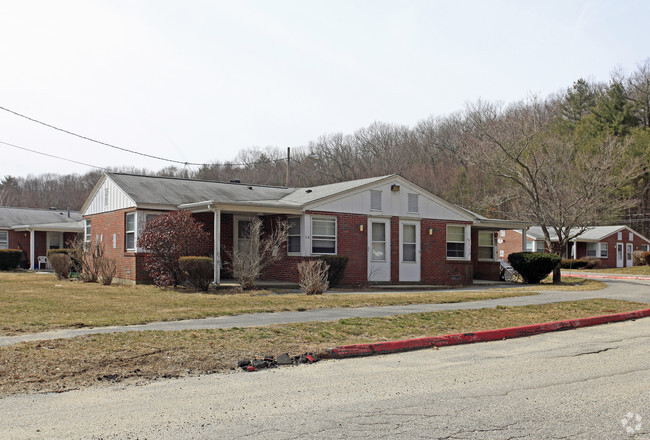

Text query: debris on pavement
(239, 352), (320, 372)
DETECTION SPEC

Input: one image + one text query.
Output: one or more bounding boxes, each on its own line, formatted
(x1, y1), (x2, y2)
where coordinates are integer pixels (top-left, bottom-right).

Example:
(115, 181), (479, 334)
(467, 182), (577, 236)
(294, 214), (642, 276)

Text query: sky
(1, 0), (649, 178)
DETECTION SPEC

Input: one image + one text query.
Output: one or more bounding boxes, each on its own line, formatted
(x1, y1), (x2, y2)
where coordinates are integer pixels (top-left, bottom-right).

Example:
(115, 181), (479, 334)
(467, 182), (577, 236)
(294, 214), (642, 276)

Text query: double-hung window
(311, 217), (336, 255)
(446, 225), (466, 259)
(287, 217), (301, 254)
(642, 244), (649, 252)
(478, 231), (495, 260)
(600, 242), (608, 258)
(84, 220), (91, 243)
(126, 213), (136, 251)
(586, 242), (598, 257)
(0, 231), (8, 249)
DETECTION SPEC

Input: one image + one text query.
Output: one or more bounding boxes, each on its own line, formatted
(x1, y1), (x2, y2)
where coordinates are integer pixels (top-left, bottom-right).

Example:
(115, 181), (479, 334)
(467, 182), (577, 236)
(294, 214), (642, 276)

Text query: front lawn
(1, 298), (646, 396)
(0, 272), (603, 335)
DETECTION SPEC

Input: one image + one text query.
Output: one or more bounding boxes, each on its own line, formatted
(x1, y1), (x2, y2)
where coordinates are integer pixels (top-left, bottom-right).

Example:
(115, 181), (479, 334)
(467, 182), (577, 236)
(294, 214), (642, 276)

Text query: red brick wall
(420, 220), (473, 285)
(573, 230), (650, 268)
(497, 229), (534, 261)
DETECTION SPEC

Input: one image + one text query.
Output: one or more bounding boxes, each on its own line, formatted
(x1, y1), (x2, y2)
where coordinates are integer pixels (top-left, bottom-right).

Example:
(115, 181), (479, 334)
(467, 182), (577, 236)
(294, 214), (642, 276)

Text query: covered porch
(11, 222), (83, 270)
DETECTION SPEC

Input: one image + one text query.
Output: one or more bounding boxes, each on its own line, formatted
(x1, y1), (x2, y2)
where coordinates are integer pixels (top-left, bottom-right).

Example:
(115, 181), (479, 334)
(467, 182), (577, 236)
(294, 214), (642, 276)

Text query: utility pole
(286, 146), (290, 187)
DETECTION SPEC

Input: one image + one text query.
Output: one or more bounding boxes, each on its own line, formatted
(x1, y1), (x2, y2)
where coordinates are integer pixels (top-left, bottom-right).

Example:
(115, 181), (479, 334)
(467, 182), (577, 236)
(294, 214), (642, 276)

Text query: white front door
(626, 243), (634, 267)
(47, 232), (63, 250)
(368, 219), (390, 282)
(399, 220), (420, 282)
(616, 243), (624, 268)
(234, 217), (255, 275)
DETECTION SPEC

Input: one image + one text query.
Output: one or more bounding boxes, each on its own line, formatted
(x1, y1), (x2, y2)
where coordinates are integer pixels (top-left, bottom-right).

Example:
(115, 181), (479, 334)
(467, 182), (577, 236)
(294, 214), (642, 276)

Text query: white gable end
(307, 180), (471, 221)
(82, 176), (136, 216)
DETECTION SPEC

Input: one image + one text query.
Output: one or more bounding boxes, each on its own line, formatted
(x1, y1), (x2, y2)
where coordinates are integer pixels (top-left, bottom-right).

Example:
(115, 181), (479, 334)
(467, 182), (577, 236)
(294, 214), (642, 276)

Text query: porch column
(212, 207), (221, 285)
(572, 240), (577, 259)
(521, 227), (528, 252)
(29, 229), (35, 270)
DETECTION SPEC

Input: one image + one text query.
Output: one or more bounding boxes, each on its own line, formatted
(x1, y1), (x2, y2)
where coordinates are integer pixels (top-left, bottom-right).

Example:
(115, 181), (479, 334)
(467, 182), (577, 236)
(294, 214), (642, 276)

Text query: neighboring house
(497, 226), (650, 268)
(0, 207), (84, 269)
(80, 173), (530, 285)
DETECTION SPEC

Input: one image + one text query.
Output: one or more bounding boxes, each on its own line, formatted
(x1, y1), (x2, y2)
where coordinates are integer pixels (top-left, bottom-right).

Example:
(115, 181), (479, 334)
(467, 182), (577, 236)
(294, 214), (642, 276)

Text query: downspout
(209, 205), (221, 285)
(29, 228), (35, 270)
(521, 227), (528, 252)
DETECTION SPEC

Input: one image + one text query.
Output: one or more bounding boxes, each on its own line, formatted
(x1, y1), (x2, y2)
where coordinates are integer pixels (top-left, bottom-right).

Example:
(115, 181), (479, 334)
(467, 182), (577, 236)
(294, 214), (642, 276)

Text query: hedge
(508, 252), (562, 284)
(560, 259), (589, 269)
(643, 251), (650, 266)
(0, 249), (22, 270)
(179, 256), (213, 291)
(318, 255), (349, 287)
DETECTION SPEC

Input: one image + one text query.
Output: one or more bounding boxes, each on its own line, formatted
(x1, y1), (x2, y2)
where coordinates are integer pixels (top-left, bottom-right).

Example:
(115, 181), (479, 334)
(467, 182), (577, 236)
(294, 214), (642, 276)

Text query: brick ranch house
(80, 173), (530, 285)
(0, 206), (83, 269)
(497, 226), (650, 268)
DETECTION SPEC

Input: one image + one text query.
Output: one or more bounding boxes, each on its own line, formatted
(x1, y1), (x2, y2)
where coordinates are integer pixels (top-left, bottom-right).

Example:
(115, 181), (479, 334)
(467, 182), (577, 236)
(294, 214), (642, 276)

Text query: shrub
(99, 258), (117, 285)
(508, 252), (562, 284)
(632, 251), (646, 266)
(138, 211), (211, 288)
(560, 259), (589, 269)
(179, 256), (213, 291)
(298, 259), (329, 295)
(0, 249), (22, 270)
(49, 248), (81, 274)
(583, 257), (601, 269)
(49, 253), (72, 280)
(319, 255), (349, 287)
(641, 252), (650, 266)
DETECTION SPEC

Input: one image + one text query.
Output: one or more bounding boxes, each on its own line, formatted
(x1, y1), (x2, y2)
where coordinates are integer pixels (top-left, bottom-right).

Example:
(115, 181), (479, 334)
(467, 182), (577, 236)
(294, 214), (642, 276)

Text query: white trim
(446, 224), (470, 261)
(310, 216), (337, 255)
(478, 231), (496, 261)
(125, 212), (136, 251)
(0, 230), (8, 249)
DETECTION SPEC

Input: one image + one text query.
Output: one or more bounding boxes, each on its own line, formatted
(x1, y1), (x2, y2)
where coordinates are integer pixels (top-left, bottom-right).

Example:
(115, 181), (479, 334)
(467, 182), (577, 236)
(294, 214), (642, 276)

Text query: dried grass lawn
(0, 272), (601, 335)
(0, 298), (645, 396)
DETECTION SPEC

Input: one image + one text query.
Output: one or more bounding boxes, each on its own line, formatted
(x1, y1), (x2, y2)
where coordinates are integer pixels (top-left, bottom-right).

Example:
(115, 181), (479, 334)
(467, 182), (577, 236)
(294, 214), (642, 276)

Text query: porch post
(212, 207), (221, 285)
(521, 227), (528, 252)
(572, 240), (577, 259)
(29, 229), (35, 270)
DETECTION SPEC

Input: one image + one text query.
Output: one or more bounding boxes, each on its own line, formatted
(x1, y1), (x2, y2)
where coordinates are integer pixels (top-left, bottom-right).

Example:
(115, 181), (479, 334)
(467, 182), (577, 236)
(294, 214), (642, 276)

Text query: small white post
(521, 228), (528, 252)
(212, 207), (221, 285)
(29, 229), (35, 270)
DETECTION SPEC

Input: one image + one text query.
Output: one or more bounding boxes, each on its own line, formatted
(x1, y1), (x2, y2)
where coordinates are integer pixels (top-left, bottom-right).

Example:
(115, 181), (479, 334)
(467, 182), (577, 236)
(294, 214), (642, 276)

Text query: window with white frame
(370, 190), (382, 211)
(535, 240), (545, 252)
(371, 222), (386, 261)
(0, 231), (7, 249)
(402, 224), (416, 262)
(629, 232), (634, 241)
(84, 220), (91, 242)
(126, 212), (136, 251)
(586, 242), (598, 257)
(642, 244), (649, 252)
(478, 231), (495, 260)
(311, 217), (336, 254)
(525, 240), (533, 252)
(600, 242), (608, 258)
(408, 193), (419, 213)
(287, 216), (301, 254)
(446, 225), (466, 259)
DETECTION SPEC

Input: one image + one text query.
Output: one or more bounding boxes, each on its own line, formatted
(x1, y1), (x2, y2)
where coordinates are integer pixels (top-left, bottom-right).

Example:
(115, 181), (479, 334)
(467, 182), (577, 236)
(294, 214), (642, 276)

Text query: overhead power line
(0, 140), (107, 171)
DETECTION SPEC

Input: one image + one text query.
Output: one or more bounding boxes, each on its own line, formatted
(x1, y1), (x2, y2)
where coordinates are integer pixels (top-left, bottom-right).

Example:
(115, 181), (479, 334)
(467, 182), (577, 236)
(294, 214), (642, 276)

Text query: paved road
(2, 315), (648, 439)
(1, 278), (648, 346)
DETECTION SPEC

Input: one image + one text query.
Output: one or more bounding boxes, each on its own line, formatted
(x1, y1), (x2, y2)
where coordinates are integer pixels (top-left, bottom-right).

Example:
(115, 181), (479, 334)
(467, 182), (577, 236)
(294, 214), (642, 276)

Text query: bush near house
(632, 251), (647, 266)
(179, 256), (213, 291)
(0, 249), (22, 270)
(298, 259), (330, 295)
(641, 252), (650, 266)
(560, 259), (589, 269)
(318, 255), (349, 287)
(508, 252), (562, 284)
(49, 253), (72, 280)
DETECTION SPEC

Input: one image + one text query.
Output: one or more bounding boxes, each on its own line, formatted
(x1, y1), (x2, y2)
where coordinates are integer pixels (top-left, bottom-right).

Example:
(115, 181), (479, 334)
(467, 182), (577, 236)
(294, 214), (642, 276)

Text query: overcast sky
(1, 0), (649, 178)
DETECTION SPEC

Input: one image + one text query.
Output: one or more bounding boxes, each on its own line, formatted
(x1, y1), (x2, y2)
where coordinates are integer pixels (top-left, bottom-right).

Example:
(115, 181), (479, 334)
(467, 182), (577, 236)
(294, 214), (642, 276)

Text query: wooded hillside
(2, 61), (649, 237)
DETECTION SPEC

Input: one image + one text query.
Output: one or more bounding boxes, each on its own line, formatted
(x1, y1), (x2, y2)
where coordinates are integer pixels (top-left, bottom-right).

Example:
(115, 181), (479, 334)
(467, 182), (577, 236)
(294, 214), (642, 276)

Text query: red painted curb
(563, 273), (650, 281)
(327, 308), (650, 358)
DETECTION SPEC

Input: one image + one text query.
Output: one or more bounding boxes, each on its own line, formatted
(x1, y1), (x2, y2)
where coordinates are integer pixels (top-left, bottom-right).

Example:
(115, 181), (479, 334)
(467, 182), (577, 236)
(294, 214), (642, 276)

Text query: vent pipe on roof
(230, 179), (241, 183)
(67, 207), (71, 218)
(49, 207), (57, 210)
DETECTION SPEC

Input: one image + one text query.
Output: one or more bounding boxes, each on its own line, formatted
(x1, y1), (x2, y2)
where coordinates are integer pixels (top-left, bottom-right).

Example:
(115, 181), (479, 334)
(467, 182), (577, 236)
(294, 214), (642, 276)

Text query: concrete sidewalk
(563, 269), (650, 281)
(1, 278), (648, 347)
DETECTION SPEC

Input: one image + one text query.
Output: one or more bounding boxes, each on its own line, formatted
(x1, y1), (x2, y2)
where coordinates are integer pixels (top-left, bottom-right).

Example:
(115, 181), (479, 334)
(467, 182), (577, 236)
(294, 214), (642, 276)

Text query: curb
(563, 273), (650, 281)
(326, 308), (650, 358)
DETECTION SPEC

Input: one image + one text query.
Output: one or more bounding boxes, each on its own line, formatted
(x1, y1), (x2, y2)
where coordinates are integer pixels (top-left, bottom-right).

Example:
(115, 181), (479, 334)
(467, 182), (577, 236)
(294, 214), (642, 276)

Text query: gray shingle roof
(0, 207), (82, 228)
(526, 225), (635, 242)
(107, 173), (395, 208)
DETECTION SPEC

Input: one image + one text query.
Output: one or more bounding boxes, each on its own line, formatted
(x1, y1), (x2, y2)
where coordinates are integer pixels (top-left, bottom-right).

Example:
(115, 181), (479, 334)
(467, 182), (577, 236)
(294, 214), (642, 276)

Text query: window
(287, 217), (301, 254)
(500, 230), (506, 237)
(126, 212), (136, 250)
(642, 244), (649, 252)
(478, 231), (495, 260)
(371, 222), (386, 261)
(402, 224), (416, 262)
(629, 232), (634, 241)
(535, 240), (544, 252)
(446, 225), (466, 259)
(586, 242), (598, 257)
(370, 190), (382, 211)
(84, 220), (91, 242)
(600, 242), (608, 258)
(145, 213), (159, 223)
(0, 231), (7, 249)
(311, 217), (336, 254)
(617, 231), (622, 240)
(525, 241), (533, 252)
(408, 193), (419, 213)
